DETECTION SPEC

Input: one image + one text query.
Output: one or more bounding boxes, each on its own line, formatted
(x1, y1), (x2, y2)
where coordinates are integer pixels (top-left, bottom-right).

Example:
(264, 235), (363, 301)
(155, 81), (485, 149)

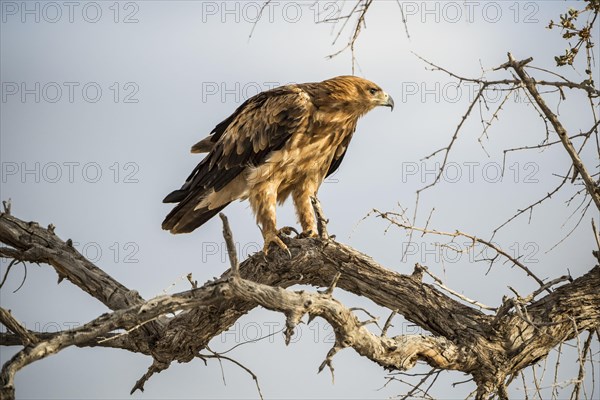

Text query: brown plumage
(162, 76), (394, 252)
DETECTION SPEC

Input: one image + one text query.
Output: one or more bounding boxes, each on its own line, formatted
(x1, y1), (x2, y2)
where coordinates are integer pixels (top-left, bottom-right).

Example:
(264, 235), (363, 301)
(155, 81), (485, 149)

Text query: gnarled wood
(1, 212), (599, 399)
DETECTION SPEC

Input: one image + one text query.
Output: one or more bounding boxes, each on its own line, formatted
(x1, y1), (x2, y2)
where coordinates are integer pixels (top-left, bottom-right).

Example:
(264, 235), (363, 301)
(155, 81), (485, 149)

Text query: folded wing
(162, 86), (313, 233)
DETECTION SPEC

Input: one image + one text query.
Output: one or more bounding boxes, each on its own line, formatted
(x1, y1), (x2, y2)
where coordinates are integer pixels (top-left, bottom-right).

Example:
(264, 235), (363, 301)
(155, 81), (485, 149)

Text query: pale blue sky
(1, 1), (598, 399)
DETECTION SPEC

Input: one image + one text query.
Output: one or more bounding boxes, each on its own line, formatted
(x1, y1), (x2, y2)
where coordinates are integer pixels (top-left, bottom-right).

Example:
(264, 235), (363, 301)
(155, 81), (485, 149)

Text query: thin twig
(324, 272), (341, 296)
(1, 199), (11, 215)
(399, 368), (439, 400)
(592, 219), (600, 255)
(420, 265), (496, 311)
(204, 350), (265, 400)
(396, 0), (411, 40)
(552, 342), (563, 399)
(381, 309), (397, 337)
(375, 210), (547, 289)
(247, 0), (272, 40)
(324, 0), (374, 74)
(571, 330), (594, 400)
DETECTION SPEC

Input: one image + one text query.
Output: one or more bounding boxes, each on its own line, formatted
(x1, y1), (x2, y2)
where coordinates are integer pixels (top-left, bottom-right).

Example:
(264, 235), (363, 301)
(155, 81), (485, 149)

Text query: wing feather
(326, 128), (355, 178)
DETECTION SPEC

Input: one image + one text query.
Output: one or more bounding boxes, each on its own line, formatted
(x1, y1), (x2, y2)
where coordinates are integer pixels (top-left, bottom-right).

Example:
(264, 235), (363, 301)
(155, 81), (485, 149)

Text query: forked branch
(503, 53), (600, 211)
(1, 212), (598, 400)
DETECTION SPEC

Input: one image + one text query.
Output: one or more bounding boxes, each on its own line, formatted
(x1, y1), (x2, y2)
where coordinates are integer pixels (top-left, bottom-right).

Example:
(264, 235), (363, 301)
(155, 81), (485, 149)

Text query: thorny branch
(414, 53), (599, 200)
(323, 0), (373, 74)
(407, 51), (599, 272)
(372, 209), (547, 289)
(503, 52), (600, 212)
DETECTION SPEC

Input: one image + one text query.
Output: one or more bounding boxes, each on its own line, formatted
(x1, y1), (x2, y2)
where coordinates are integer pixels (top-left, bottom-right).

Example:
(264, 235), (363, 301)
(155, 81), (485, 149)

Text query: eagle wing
(326, 132), (354, 178)
(162, 85), (313, 233)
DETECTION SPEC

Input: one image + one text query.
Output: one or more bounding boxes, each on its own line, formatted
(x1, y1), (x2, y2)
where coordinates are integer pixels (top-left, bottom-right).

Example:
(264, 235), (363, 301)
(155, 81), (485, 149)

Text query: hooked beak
(382, 92), (394, 111)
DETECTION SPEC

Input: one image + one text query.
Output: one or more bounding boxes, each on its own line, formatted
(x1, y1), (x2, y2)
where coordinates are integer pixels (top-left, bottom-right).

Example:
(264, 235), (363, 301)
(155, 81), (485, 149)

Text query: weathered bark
(0, 215), (146, 311)
(0, 213), (161, 355)
(1, 212), (598, 399)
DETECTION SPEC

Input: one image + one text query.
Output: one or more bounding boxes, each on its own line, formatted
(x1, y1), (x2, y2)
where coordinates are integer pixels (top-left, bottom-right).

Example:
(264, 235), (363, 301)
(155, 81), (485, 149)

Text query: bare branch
(504, 53), (600, 211)
(1, 213), (598, 399)
(247, 0), (272, 40)
(418, 85), (485, 193)
(416, 265), (496, 311)
(396, 0), (411, 40)
(571, 330), (594, 400)
(203, 350), (265, 400)
(0, 213), (153, 313)
(374, 210), (547, 288)
(492, 172), (571, 237)
(227, 274), (466, 373)
(2, 200), (11, 215)
(381, 310), (397, 337)
(219, 213), (239, 276)
(0, 332), (140, 352)
(130, 360), (169, 395)
(592, 219), (600, 261)
(0, 308), (38, 347)
(324, 0), (374, 74)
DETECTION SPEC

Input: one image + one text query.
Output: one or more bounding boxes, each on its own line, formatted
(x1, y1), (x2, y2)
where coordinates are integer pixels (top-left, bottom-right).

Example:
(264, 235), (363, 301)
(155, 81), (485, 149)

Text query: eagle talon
(279, 226), (300, 237)
(263, 231), (291, 258)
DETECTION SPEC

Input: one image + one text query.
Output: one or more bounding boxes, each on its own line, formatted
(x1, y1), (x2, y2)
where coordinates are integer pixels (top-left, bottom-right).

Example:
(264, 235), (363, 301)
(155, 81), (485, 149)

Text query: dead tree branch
(1, 212), (599, 399)
(0, 309), (38, 347)
(503, 53), (600, 211)
(373, 209), (547, 289)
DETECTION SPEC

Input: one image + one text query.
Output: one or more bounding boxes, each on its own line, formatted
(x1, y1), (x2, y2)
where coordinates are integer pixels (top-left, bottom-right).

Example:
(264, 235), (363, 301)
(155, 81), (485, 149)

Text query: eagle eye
(369, 87), (379, 95)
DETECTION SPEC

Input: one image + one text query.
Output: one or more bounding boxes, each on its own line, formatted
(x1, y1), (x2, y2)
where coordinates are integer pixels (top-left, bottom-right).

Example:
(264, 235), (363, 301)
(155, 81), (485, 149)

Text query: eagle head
(319, 75), (394, 117)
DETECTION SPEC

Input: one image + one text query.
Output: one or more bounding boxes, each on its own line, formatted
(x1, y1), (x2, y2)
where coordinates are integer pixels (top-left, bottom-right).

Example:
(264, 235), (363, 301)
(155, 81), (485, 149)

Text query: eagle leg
(250, 182), (291, 257)
(292, 183), (319, 238)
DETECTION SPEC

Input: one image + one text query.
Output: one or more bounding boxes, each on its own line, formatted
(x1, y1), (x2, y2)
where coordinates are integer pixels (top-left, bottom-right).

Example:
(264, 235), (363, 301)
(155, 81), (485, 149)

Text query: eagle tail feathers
(162, 189), (189, 203)
(162, 191), (231, 233)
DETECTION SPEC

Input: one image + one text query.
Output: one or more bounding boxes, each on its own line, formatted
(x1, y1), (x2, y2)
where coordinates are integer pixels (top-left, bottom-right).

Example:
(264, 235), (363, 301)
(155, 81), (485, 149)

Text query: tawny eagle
(162, 76), (394, 253)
